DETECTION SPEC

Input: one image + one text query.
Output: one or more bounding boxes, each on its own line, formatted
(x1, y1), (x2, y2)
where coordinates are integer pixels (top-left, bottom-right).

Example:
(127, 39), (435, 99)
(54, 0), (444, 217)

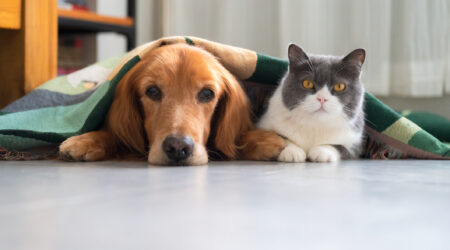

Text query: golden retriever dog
(59, 43), (284, 165)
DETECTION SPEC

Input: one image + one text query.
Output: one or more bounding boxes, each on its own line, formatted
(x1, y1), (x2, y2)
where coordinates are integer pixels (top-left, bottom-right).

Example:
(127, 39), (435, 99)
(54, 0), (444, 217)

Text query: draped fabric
(1, 36), (449, 160)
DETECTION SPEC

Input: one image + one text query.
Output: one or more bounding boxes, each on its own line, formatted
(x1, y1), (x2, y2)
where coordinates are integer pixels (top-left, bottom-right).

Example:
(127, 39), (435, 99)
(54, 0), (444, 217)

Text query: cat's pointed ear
(288, 43), (309, 68)
(343, 49), (366, 67)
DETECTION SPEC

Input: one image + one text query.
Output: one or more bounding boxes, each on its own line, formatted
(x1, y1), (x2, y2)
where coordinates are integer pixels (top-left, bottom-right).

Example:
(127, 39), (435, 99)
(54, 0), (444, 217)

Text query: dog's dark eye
(146, 86), (162, 101)
(198, 88), (215, 103)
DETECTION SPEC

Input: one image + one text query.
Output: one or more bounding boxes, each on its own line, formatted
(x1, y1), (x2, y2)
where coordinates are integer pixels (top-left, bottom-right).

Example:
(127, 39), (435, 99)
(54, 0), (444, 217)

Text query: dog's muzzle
(162, 135), (194, 163)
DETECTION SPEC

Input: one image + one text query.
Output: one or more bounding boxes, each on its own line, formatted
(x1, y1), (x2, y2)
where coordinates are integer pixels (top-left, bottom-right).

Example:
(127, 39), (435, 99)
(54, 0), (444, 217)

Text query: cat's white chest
(258, 88), (360, 152)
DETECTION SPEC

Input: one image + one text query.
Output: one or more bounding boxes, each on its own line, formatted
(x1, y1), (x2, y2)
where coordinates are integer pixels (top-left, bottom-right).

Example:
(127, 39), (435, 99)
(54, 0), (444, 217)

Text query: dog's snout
(162, 136), (194, 162)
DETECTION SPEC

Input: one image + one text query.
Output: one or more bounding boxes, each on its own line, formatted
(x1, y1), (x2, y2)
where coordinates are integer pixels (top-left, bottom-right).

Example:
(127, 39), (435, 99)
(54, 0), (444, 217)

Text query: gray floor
(0, 160), (449, 250)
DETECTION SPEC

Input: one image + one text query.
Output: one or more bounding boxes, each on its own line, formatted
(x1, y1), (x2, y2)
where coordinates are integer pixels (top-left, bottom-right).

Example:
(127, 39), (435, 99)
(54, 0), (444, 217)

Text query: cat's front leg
(308, 145), (340, 162)
(278, 141), (307, 162)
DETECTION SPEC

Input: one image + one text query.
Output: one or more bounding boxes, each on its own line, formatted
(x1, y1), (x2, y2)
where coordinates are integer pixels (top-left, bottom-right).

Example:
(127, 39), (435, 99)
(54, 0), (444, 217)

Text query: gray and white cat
(258, 44), (366, 162)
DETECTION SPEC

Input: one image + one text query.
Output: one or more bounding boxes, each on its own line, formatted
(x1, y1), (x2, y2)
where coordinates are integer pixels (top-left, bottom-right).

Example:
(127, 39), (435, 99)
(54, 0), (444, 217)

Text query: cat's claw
(308, 145), (340, 162)
(277, 142), (306, 162)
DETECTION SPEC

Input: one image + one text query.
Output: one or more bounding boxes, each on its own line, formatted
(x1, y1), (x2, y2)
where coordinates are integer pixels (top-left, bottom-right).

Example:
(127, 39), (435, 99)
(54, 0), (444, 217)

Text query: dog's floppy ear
(213, 68), (253, 159)
(106, 65), (146, 155)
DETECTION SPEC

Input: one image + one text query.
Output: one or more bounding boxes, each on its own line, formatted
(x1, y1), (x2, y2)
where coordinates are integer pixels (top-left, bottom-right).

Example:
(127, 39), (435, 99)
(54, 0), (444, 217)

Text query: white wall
(96, 0), (127, 61)
(136, 0), (154, 45)
(379, 96), (450, 119)
(165, 0), (281, 56)
(95, 0), (157, 60)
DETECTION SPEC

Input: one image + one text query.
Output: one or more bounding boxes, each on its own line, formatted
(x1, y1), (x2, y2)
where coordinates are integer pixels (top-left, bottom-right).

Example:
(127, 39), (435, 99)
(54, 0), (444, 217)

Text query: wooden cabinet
(0, 0), (22, 29)
(0, 0), (135, 109)
(0, 0), (57, 108)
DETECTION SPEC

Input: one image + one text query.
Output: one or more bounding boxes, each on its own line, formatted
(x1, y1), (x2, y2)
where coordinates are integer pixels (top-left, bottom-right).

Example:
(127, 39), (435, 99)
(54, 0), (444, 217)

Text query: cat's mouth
(315, 106), (328, 113)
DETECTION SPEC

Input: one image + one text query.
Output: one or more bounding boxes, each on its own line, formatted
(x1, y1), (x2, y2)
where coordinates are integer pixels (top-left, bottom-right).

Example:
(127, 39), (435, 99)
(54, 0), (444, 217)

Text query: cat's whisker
(362, 117), (376, 127)
(258, 44), (366, 161)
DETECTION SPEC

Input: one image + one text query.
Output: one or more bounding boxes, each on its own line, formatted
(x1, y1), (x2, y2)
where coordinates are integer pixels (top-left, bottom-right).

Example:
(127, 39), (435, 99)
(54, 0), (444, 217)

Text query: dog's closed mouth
(166, 160), (191, 166)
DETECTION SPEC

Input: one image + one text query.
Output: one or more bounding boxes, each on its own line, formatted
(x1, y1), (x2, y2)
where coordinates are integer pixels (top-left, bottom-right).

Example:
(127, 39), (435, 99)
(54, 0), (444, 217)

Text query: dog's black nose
(162, 136), (194, 162)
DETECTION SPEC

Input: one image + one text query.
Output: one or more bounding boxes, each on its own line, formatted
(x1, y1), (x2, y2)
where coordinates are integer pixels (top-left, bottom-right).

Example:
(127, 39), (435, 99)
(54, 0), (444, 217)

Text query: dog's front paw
(240, 129), (286, 161)
(277, 142), (306, 162)
(59, 135), (107, 161)
(308, 145), (339, 162)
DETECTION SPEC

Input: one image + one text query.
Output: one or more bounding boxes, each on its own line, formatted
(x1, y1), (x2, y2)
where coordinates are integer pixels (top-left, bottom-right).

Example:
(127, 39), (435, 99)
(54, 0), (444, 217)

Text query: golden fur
(59, 44), (284, 165)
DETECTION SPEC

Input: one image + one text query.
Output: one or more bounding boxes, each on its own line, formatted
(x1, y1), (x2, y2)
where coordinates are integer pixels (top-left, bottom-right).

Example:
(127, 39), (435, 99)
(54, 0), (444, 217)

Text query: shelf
(58, 9), (133, 27)
(58, 9), (134, 35)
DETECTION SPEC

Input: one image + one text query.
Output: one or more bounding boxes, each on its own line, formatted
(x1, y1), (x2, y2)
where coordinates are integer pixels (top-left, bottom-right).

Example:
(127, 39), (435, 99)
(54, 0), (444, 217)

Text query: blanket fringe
(363, 135), (407, 159)
(0, 147), (58, 161)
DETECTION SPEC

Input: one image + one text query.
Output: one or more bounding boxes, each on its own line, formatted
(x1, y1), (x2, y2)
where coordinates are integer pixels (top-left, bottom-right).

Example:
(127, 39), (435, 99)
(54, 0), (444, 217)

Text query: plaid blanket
(1, 36), (449, 160)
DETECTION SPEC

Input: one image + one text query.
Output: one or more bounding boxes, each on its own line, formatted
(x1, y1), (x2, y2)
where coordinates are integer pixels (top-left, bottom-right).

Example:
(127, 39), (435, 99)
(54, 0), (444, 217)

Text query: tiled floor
(0, 160), (449, 250)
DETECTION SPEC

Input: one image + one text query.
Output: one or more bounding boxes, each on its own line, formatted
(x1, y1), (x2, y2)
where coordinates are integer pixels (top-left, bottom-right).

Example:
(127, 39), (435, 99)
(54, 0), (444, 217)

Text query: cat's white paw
(308, 145), (340, 162)
(277, 142), (306, 162)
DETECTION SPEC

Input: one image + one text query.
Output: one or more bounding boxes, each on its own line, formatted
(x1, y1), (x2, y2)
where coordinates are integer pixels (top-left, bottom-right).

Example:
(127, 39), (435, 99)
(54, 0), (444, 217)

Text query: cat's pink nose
(317, 97), (328, 105)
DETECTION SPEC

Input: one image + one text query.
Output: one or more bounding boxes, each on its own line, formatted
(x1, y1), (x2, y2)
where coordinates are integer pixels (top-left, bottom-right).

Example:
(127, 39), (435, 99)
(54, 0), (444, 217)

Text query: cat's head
(282, 44), (365, 121)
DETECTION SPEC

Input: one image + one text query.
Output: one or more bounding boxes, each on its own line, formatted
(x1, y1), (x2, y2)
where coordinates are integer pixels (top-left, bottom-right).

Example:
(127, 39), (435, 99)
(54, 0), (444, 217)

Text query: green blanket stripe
(0, 55), (141, 149)
(78, 55), (141, 134)
(247, 53), (288, 84)
(364, 93), (401, 131)
(364, 92), (449, 157)
(0, 135), (53, 151)
(0, 130), (68, 145)
(0, 83), (110, 133)
(401, 111), (450, 142)
(409, 130), (450, 157)
(0, 84), (112, 145)
(185, 37), (195, 45)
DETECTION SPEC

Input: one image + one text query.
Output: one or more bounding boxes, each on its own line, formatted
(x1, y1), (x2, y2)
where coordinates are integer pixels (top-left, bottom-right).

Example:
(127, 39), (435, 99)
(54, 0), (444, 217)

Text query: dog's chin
(147, 155), (209, 166)
(147, 143), (209, 166)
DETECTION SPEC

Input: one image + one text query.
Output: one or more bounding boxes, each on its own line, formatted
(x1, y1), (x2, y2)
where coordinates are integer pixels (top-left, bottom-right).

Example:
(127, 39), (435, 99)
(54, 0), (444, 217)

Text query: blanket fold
(1, 36), (449, 160)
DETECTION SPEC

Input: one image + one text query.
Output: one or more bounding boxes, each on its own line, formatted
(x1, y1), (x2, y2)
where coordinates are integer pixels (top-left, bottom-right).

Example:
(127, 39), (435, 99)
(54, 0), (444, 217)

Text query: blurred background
(145, 0), (450, 118)
(59, 0), (450, 118)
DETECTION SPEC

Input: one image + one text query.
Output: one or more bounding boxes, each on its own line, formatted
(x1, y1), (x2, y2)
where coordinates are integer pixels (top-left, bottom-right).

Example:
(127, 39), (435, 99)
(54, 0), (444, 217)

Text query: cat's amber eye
(333, 83), (346, 92)
(302, 80), (314, 89)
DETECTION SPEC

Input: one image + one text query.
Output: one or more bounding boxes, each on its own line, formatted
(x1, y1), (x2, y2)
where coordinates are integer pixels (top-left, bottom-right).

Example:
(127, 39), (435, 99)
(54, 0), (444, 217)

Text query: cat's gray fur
(258, 44), (366, 162)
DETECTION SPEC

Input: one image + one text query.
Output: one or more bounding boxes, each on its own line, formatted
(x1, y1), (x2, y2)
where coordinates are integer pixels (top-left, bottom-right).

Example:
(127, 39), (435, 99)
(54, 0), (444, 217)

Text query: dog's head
(106, 44), (252, 165)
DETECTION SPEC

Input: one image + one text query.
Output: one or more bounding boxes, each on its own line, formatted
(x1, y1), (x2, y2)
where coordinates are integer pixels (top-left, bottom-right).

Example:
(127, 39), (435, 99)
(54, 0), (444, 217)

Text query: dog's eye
(198, 88), (215, 103)
(146, 86), (162, 101)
